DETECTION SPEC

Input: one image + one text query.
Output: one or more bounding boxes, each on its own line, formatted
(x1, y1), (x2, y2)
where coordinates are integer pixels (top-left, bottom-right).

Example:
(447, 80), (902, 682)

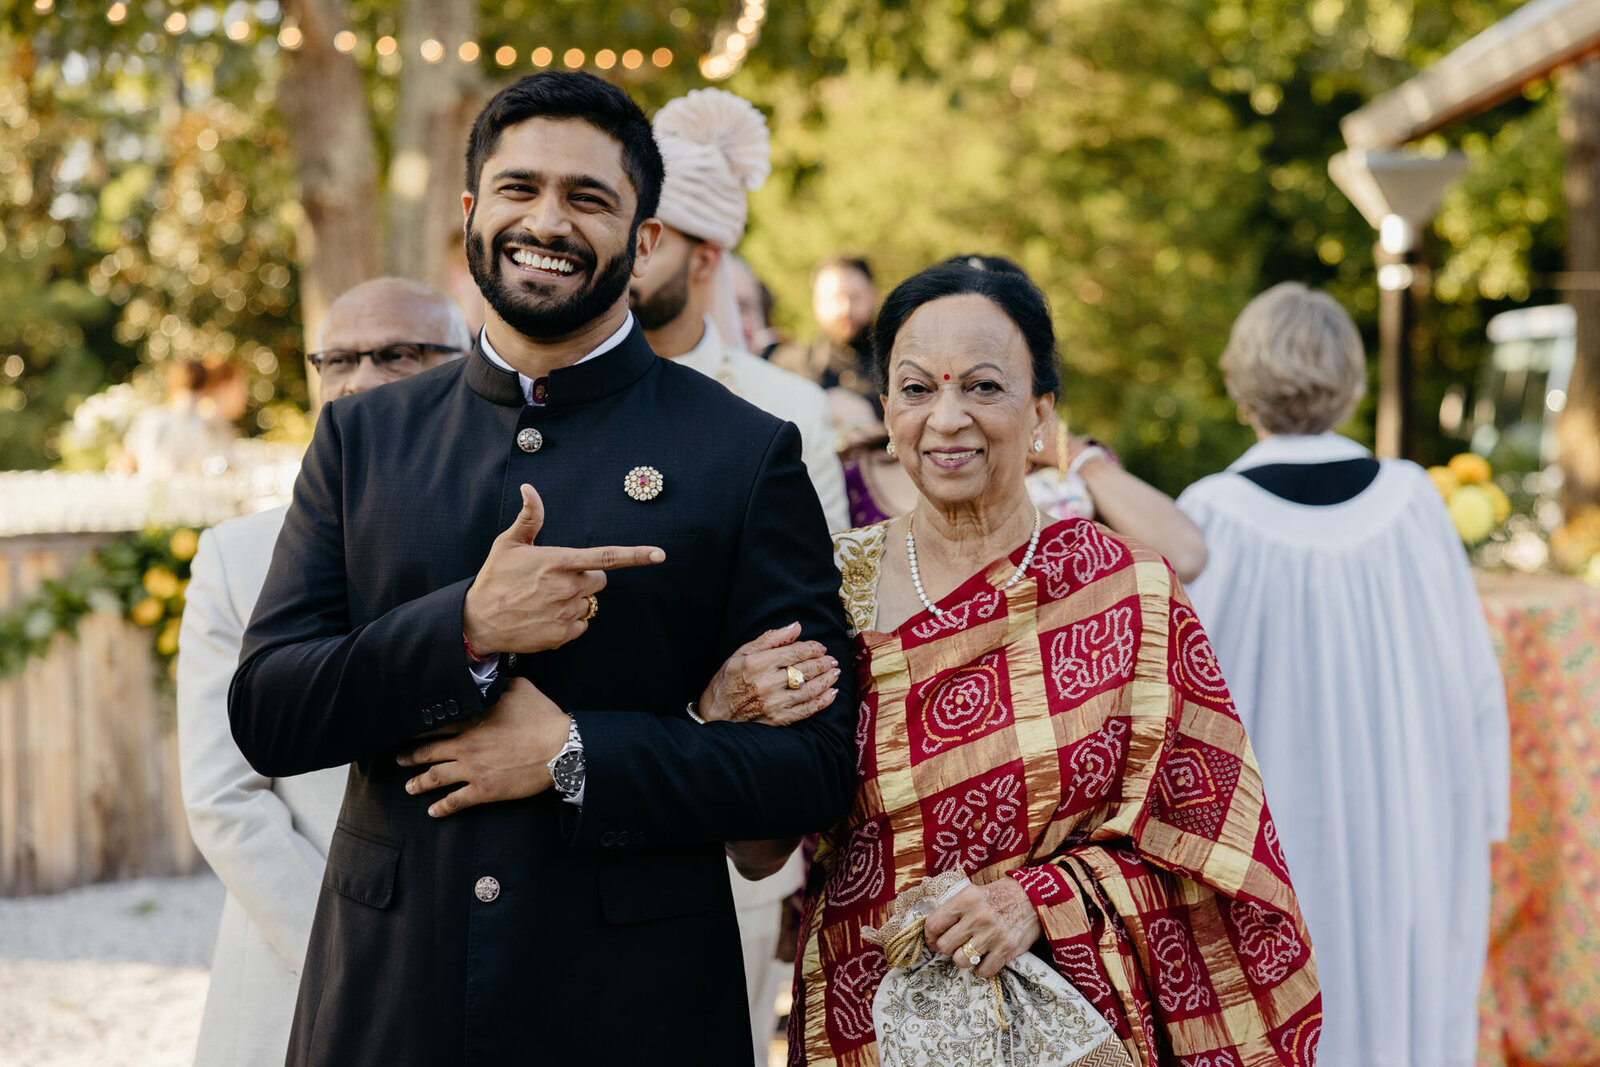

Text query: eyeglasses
(307, 343), (461, 377)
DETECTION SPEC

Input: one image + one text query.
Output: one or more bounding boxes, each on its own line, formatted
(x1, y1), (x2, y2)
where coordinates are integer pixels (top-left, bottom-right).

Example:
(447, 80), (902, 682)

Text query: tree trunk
(277, 0), (381, 352)
(1560, 57), (1600, 516)
(385, 0), (483, 296)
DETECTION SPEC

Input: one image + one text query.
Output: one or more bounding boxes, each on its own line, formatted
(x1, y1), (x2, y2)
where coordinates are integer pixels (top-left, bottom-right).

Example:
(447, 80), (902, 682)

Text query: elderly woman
(708, 264), (1319, 1066)
(1176, 282), (1510, 1066)
(830, 255), (1209, 584)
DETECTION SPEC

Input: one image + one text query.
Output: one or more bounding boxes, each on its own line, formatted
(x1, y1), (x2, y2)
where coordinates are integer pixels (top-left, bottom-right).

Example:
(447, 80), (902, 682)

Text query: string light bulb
(130, 8), (762, 86)
(106, 2), (127, 24)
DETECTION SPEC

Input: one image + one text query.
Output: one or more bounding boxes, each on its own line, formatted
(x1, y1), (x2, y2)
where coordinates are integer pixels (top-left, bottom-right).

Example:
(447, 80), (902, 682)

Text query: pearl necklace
(906, 507), (1043, 621)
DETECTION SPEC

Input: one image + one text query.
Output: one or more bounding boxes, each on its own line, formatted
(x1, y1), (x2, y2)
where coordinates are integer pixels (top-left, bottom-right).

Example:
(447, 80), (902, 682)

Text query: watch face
(551, 749), (586, 796)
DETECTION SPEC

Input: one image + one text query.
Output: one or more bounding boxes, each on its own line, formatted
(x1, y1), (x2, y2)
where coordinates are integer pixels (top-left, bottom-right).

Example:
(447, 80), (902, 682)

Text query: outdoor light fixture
(1329, 148), (1469, 244)
(1329, 148), (1470, 458)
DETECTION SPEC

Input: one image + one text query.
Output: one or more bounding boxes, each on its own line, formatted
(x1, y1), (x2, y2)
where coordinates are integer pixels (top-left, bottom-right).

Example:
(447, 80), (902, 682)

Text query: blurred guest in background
(177, 277), (469, 1067)
(1177, 281), (1510, 1067)
(728, 252), (784, 359)
(123, 357), (243, 478)
(771, 254), (880, 408)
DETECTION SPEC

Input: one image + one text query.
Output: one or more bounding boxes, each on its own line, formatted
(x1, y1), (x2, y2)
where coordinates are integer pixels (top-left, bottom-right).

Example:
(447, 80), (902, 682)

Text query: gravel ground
(0, 873), (794, 1066)
(0, 873), (223, 1067)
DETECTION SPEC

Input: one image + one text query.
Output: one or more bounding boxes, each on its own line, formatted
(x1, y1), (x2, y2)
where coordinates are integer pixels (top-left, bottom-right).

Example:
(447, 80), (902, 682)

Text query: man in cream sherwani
(177, 277), (470, 1066)
(629, 88), (846, 1064)
(632, 88), (847, 535)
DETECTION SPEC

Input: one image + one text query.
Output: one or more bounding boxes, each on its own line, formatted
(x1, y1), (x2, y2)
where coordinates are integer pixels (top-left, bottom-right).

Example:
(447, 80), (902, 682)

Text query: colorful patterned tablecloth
(1476, 574), (1600, 1066)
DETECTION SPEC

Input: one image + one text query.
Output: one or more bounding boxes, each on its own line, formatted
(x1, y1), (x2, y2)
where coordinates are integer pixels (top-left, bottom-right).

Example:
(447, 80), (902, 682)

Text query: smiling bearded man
(229, 72), (857, 1066)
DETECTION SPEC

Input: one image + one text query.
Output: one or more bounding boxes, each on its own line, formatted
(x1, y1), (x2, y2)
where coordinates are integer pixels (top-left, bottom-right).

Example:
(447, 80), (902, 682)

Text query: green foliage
(0, 0), (1574, 497)
(730, 0), (1554, 492)
(1, 6), (304, 468)
(0, 525), (198, 682)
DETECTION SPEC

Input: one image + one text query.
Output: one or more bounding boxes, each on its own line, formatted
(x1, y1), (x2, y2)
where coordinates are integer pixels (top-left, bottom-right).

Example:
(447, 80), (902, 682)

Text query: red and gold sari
(792, 517), (1320, 1066)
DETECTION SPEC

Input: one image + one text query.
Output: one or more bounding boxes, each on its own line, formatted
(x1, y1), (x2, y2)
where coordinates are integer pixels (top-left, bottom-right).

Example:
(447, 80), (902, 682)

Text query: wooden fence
(0, 533), (200, 896)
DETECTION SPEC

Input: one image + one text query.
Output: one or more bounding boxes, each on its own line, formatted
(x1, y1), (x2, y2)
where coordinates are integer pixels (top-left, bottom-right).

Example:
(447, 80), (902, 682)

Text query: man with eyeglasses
(177, 276), (469, 1067)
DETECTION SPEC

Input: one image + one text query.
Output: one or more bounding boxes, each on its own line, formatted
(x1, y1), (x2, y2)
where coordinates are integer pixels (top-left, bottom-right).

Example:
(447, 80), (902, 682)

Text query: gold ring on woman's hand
(785, 665), (805, 690)
(961, 939), (982, 966)
(583, 594), (599, 621)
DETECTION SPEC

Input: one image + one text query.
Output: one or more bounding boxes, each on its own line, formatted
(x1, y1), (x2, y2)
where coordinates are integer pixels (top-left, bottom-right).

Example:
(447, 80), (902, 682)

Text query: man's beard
(465, 210), (636, 341)
(628, 252), (692, 331)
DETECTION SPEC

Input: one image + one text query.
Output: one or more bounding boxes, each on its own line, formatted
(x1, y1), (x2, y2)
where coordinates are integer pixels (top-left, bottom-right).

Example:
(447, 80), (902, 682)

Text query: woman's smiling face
(882, 293), (1052, 514)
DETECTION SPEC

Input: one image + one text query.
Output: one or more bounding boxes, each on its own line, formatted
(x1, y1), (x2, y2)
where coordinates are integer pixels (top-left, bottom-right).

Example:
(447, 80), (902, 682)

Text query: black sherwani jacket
(228, 325), (857, 1066)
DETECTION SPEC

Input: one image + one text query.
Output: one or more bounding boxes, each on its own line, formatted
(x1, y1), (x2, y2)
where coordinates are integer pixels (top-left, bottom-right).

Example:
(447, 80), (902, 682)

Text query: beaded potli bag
(863, 870), (1133, 1067)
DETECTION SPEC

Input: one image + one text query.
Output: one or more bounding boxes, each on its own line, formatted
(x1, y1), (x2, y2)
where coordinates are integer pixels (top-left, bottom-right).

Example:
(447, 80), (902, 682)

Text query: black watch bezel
(550, 748), (586, 797)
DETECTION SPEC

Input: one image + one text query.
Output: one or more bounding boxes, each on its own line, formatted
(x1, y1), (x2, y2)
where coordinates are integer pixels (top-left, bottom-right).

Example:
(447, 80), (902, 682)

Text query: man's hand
(397, 677), (572, 817)
(462, 483), (666, 655)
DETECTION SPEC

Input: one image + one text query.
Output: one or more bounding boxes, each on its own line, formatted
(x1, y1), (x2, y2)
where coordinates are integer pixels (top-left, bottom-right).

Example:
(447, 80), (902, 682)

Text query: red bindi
(943, 373), (950, 380)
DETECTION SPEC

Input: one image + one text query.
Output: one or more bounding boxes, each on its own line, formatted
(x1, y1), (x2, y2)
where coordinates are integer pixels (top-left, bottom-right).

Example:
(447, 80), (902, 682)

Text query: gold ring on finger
(961, 939), (982, 966)
(583, 594), (599, 621)
(785, 665), (804, 690)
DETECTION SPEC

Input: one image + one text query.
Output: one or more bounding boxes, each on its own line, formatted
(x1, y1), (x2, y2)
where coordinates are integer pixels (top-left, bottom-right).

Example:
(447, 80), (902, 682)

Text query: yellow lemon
(157, 619), (181, 657)
(1448, 452), (1492, 486)
(169, 528), (199, 561)
(1449, 485), (1496, 543)
(142, 566), (180, 599)
(130, 598), (163, 627)
(1427, 466), (1459, 498)
(1482, 483), (1512, 525)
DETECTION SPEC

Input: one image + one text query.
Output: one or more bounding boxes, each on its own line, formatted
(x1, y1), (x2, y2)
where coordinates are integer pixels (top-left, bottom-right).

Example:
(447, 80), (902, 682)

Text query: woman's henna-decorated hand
(923, 877), (1043, 979)
(699, 622), (841, 726)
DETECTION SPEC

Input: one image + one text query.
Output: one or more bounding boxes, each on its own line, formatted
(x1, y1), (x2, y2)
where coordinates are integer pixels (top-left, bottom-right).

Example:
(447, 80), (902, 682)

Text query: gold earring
(886, 439), (897, 457)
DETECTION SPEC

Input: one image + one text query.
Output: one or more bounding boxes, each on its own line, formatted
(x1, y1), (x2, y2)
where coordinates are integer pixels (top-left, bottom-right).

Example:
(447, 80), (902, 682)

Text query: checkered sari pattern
(792, 518), (1321, 1066)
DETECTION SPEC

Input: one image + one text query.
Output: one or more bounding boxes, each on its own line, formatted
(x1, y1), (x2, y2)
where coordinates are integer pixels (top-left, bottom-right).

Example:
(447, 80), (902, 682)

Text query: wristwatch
(546, 717), (586, 798)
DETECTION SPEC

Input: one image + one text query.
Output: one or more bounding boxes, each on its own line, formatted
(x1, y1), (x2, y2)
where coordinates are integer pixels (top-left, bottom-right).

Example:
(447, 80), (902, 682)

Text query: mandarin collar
(465, 320), (659, 409)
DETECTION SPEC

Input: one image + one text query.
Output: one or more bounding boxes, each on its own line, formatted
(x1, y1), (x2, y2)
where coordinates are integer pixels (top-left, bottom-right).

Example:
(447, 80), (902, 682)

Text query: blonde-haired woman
(1177, 282), (1510, 1066)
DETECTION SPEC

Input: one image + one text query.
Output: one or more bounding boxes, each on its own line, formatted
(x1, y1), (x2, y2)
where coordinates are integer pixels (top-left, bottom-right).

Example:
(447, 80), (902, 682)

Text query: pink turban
(653, 89), (771, 250)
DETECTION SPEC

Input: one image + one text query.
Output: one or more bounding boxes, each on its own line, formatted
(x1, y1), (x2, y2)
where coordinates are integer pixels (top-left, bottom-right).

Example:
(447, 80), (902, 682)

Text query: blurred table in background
(0, 457), (298, 896)
(1476, 573), (1600, 1066)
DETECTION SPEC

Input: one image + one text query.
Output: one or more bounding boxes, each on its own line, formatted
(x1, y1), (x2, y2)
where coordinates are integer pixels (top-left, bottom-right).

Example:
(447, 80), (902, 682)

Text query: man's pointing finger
(561, 545), (667, 571)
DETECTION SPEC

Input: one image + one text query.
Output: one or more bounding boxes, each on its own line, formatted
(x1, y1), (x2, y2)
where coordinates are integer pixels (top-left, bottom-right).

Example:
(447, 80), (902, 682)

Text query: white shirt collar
(1227, 431), (1372, 472)
(477, 312), (635, 405)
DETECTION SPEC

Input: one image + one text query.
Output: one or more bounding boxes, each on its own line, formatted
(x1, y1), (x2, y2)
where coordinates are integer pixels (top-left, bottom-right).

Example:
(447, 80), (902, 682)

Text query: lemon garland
(0, 526), (199, 682)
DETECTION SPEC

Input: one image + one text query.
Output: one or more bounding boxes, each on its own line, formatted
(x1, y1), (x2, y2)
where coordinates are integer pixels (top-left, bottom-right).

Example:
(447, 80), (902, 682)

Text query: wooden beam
(1343, 0), (1600, 150)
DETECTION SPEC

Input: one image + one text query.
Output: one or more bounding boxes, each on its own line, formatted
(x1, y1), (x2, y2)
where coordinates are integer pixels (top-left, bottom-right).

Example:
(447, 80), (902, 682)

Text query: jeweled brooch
(624, 466), (664, 501)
